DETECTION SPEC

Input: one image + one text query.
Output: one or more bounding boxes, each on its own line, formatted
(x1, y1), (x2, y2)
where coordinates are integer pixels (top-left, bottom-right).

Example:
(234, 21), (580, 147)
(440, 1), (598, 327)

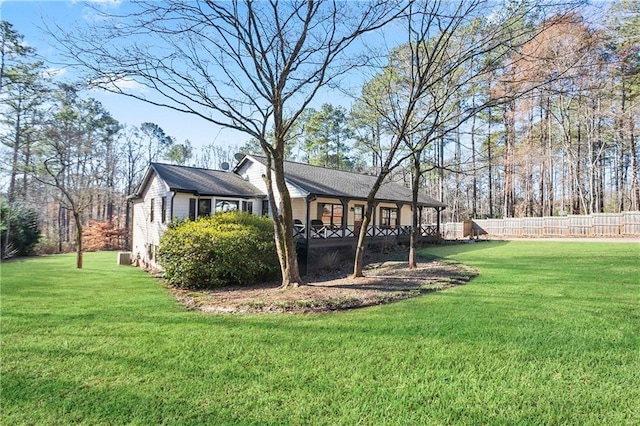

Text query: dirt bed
(170, 254), (477, 314)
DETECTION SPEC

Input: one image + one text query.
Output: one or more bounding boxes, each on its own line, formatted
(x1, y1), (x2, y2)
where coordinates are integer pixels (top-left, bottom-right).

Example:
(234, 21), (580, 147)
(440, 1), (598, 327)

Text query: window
(380, 207), (398, 228)
(262, 200), (270, 216)
(242, 201), (253, 214)
(161, 197), (167, 223)
(198, 199), (212, 217)
(319, 203), (343, 227)
(150, 198), (155, 222)
(215, 199), (239, 213)
(353, 204), (364, 222)
(189, 198), (196, 221)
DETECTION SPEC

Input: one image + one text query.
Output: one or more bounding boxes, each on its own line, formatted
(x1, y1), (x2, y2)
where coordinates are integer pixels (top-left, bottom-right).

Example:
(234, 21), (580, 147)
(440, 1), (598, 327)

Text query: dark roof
(134, 163), (265, 198)
(247, 155), (446, 208)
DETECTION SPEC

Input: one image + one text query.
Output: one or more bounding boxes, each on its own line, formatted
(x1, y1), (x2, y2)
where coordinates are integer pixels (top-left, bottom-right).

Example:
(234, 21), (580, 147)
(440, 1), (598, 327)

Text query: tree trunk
(124, 199), (131, 250)
(8, 98), (22, 203)
(408, 152), (421, 269)
(471, 104), (477, 219)
(488, 108), (494, 218)
(630, 115), (639, 211)
(74, 210), (83, 269)
(544, 96), (554, 217)
(263, 152), (302, 288)
(503, 100), (516, 218)
(353, 196), (376, 278)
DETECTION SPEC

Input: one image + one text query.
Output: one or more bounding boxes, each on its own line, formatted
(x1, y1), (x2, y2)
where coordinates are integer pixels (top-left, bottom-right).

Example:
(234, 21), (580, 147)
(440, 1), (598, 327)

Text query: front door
(353, 204), (364, 236)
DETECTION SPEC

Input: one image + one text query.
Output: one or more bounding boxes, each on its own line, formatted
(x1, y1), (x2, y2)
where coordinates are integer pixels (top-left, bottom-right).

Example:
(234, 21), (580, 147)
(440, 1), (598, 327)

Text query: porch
(290, 196), (444, 274)
(291, 195), (443, 242)
(294, 223), (441, 275)
(293, 222), (441, 240)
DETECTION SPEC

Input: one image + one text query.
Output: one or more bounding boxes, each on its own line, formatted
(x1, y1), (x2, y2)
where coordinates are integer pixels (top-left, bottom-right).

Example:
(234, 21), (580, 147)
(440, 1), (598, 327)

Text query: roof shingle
(148, 163), (265, 198)
(248, 156), (446, 208)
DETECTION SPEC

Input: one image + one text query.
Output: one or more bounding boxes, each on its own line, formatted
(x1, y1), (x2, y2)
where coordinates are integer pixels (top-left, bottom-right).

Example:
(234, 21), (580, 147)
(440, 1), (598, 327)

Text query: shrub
(1, 198), (41, 259)
(157, 212), (279, 288)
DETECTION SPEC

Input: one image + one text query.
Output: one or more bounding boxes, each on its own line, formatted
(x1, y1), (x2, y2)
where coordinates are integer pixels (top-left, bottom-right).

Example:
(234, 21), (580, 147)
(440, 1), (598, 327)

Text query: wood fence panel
(443, 212), (640, 239)
(443, 222), (463, 239)
(474, 219), (501, 236)
(623, 212), (640, 235)
(568, 216), (592, 236)
(523, 217), (544, 236)
(592, 214), (621, 236)
(504, 218), (521, 236)
(543, 217), (567, 236)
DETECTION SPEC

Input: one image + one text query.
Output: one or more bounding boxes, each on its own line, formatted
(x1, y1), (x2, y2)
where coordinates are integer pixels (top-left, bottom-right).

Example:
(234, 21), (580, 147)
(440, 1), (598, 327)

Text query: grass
(1, 241), (639, 425)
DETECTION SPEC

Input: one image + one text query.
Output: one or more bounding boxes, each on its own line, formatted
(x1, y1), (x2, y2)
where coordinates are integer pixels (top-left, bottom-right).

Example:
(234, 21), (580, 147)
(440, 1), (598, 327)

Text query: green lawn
(2, 241), (639, 425)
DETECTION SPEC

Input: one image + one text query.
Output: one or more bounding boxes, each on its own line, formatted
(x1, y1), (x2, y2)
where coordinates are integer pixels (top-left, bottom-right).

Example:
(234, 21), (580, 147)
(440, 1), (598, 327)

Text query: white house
(130, 154), (446, 270)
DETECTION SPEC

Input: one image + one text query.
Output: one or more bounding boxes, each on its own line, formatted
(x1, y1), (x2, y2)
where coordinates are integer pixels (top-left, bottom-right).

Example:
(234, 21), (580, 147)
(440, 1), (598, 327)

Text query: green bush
(1, 198), (41, 259)
(157, 212), (279, 288)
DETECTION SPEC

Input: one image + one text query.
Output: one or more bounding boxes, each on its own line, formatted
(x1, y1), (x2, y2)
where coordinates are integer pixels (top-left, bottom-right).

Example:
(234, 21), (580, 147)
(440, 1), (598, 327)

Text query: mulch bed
(169, 253), (478, 314)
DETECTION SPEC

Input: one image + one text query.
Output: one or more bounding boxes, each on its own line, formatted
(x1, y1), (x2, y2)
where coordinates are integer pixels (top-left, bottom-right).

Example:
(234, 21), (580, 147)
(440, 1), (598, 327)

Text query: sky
(0, 0), (250, 151)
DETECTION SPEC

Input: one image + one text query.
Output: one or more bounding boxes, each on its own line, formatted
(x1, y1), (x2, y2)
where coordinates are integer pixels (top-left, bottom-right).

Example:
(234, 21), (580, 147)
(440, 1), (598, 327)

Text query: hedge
(157, 212), (279, 288)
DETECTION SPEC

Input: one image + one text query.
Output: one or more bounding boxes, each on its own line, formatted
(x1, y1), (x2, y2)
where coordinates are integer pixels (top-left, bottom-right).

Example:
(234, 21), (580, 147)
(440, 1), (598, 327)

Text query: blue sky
(0, 0), (249, 150)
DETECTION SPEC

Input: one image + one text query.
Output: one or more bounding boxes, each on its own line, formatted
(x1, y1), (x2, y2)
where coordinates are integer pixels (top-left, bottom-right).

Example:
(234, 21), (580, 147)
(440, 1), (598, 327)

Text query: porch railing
(293, 223), (440, 239)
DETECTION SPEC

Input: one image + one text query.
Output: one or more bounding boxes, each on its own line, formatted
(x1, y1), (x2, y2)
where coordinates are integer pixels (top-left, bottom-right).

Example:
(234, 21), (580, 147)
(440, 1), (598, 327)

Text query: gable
(132, 163), (265, 199)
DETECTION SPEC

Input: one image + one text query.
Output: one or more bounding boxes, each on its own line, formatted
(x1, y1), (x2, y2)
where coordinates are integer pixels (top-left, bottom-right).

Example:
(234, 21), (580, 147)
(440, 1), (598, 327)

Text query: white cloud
(72, 0), (123, 6)
(43, 67), (67, 79)
(90, 74), (146, 93)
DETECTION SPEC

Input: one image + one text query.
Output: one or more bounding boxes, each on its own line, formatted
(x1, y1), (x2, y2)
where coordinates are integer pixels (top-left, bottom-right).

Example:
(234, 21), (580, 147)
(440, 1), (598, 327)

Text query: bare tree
(33, 85), (119, 268)
(352, 0), (578, 275)
(51, 0), (400, 287)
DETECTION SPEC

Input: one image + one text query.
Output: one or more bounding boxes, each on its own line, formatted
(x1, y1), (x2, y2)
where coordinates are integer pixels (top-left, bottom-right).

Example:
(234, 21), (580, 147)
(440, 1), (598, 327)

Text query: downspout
(170, 191), (176, 222)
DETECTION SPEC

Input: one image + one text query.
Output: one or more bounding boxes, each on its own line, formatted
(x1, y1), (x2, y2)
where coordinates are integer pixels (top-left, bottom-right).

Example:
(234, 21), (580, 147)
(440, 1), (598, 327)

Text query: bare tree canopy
(350, 0), (585, 276)
(51, 1), (398, 137)
(50, 0), (402, 287)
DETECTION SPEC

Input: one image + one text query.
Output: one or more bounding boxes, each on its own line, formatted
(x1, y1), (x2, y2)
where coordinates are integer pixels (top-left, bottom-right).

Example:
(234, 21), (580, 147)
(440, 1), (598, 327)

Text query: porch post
(372, 202), (378, 236)
(305, 195), (314, 241)
(340, 198), (348, 237)
(436, 207), (442, 238)
(395, 203), (403, 235)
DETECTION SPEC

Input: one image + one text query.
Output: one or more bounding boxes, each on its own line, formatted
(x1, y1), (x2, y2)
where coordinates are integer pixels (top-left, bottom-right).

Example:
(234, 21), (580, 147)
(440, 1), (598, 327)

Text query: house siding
(237, 159), (308, 217)
(400, 204), (412, 226)
(173, 193), (191, 219)
(132, 172), (171, 270)
(291, 198), (307, 222)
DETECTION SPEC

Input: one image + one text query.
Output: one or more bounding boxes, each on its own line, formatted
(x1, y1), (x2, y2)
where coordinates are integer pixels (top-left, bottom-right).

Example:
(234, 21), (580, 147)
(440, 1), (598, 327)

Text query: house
(130, 154), (446, 271)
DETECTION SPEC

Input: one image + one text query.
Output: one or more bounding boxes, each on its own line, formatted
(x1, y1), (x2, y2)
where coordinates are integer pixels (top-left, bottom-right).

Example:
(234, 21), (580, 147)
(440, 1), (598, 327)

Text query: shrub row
(157, 212), (279, 289)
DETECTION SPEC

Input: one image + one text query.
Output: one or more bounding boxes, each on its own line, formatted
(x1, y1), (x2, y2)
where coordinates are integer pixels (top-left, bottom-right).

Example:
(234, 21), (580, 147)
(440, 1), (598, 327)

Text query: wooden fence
(443, 212), (640, 239)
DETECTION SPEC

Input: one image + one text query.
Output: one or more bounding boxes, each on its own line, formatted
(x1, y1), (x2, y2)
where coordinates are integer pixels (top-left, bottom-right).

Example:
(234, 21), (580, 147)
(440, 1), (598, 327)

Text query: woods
(1, 1), (638, 274)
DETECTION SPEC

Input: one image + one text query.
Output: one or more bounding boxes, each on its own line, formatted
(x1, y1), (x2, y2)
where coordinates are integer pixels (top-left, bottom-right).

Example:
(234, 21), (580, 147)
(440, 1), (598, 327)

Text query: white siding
(173, 193), (192, 219)
(400, 205), (412, 226)
(131, 172), (171, 270)
(237, 158), (308, 217)
(291, 198), (307, 222)
(236, 160), (269, 194)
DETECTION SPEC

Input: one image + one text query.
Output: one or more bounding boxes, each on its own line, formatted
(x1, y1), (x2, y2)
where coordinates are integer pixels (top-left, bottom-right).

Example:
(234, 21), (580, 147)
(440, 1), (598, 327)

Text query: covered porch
(291, 195), (444, 242)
